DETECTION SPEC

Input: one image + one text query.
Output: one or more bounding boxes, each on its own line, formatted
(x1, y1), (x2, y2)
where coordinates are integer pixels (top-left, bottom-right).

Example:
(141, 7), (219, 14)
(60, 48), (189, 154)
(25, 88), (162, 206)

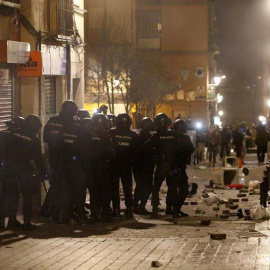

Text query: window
(44, 77), (56, 115)
(57, 0), (74, 36)
(137, 10), (161, 39)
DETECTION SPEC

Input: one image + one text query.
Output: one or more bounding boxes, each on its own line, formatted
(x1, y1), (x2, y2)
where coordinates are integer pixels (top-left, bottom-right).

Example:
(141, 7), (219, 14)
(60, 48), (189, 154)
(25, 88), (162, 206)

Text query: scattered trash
(213, 207), (220, 211)
(151, 261), (162, 268)
(210, 233), (226, 240)
(248, 180), (260, 189)
(191, 202), (198, 205)
(225, 163), (232, 168)
(239, 189), (249, 193)
(237, 193), (246, 197)
(230, 205), (239, 210)
(219, 200), (226, 204)
(226, 184), (244, 189)
(253, 189), (260, 195)
(199, 166), (207, 170)
(220, 215), (229, 219)
(237, 209), (244, 218)
(202, 193), (219, 206)
(244, 216), (252, 220)
(222, 210), (230, 214)
(195, 209), (202, 214)
(250, 205), (266, 220)
(201, 220), (211, 226)
(241, 198), (248, 202)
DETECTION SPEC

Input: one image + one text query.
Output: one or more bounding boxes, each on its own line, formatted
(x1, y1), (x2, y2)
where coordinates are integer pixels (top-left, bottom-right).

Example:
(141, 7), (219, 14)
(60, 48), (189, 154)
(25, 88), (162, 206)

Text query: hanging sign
(0, 69), (9, 84)
(17, 51), (42, 77)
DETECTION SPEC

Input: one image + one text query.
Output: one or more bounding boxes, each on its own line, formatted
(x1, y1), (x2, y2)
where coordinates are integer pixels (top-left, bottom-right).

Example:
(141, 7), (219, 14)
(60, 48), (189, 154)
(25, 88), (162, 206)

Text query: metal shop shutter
(0, 68), (13, 131)
(44, 76), (56, 116)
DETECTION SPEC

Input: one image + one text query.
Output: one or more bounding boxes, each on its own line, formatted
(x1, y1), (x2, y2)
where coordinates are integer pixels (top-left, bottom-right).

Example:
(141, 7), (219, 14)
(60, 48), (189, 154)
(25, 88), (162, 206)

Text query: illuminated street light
(214, 76), (221, 86)
(259, 115), (266, 122)
(218, 110), (224, 116)
(221, 75), (226, 79)
(217, 93), (223, 103)
(267, 99), (270, 107)
(195, 121), (203, 129)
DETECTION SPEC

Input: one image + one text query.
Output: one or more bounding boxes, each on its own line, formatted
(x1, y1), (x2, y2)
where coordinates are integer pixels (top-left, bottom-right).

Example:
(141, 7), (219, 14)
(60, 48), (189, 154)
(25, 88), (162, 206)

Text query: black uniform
(88, 131), (115, 218)
(42, 114), (66, 217)
(57, 119), (86, 223)
(133, 129), (154, 211)
(175, 133), (195, 211)
(110, 127), (139, 213)
(1, 125), (45, 226)
(146, 130), (178, 209)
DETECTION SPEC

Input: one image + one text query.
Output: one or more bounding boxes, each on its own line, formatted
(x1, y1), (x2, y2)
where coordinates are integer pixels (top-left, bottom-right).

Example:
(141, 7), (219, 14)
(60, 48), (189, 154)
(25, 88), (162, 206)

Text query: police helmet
(77, 109), (90, 119)
(107, 113), (116, 128)
(154, 113), (170, 130)
(13, 116), (25, 128)
(140, 117), (154, 132)
(92, 113), (109, 132)
(61, 100), (78, 116)
(173, 119), (188, 134)
(81, 117), (95, 135)
(116, 113), (132, 129)
(25, 114), (42, 132)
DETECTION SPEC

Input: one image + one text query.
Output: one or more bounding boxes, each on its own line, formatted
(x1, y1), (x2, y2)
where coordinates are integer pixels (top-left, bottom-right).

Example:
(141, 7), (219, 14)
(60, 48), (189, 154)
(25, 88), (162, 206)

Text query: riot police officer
(0, 117), (25, 229)
(56, 102), (88, 224)
(133, 117), (155, 215)
(1, 115), (45, 230)
(110, 113), (139, 217)
(107, 113), (116, 128)
(89, 113), (115, 221)
(81, 117), (95, 220)
(145, 113), (178, 218)
(77, 109), (90, 120)
(173, 119), (194, 217)
(42, 101), (77, 218)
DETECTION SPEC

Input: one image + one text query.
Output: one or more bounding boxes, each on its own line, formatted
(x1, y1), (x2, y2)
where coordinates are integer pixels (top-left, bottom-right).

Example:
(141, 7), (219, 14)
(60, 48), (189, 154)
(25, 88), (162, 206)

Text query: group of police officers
(0, 100), (194, 230)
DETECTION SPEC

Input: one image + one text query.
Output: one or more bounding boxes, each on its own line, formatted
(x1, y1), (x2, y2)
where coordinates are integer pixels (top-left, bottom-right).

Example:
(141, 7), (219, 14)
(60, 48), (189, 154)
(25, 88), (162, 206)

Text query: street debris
(200, 220), (211, 226)
(248, 180), (260, 189)
(250, 205), (267, 220)
(151, 261), (162, 268)
(210, 233), (226, 240)
(202, 192), (219, 205)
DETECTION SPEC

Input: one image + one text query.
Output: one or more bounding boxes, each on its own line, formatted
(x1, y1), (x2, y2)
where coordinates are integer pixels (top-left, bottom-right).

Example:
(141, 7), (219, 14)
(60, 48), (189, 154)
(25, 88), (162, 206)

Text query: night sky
(216, 0), (270, 77)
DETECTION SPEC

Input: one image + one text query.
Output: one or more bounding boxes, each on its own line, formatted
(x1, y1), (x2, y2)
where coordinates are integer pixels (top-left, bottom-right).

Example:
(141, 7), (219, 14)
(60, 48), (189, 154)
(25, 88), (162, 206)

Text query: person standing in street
(231, 125), (245, 166)
(207, 129), (221, 167)
(255, 123), (270, 165)
(133, 117), (155, 215)
(110, 113), (139, 218)
(220, 125), (232, 159)
(173, 119), (195, 217)
(145, 113), (179, 218)
(0, 115), (45, 230)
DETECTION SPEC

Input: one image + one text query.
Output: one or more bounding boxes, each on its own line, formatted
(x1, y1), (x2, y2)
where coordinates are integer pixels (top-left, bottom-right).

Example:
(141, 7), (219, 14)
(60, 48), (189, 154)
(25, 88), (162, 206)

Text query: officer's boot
(151, 206), (159, 217)
(124, 207), (133, 218)
(172, 206), (181, 219)
(139, 204), (151, 215)
(165, 204), (173, 215)
(133, 201), (139, 214)
(0, 217), (5, 230)
(7, 216), (22, 229)
(113, 206), (121, 217)
(100, 207), (111, 222)
(22, 216), (36, 230)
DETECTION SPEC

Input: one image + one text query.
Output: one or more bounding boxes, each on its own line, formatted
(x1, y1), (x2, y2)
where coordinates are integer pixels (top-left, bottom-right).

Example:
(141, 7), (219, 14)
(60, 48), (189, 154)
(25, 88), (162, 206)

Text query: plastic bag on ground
(248, 180), (260, 190)
(201, 192), (219, 206)
(250, 205), (266, 220)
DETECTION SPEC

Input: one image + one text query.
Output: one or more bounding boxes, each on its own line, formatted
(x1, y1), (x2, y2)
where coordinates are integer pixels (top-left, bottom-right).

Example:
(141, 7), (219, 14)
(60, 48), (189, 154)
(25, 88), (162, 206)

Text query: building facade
(85, 0), (218, 124)
(0, 0), (85, 130)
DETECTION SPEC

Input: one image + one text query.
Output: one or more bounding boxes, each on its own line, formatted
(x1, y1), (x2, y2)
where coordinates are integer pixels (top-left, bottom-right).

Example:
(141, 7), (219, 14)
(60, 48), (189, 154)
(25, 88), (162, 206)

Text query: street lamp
(217, 93), (223, 103)
(218, 110), (224, 116)
(214, 76), (221, 86)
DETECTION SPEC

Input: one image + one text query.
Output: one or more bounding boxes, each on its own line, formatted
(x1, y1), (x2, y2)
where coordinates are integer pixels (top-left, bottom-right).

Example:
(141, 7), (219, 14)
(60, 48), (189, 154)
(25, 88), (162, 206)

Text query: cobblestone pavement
(1, 153), (270, 270)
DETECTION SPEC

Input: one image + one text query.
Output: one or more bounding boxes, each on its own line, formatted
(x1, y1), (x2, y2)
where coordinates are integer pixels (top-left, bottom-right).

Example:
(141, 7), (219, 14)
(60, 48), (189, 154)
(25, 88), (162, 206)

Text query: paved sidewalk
(1, 153), (270, 270)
